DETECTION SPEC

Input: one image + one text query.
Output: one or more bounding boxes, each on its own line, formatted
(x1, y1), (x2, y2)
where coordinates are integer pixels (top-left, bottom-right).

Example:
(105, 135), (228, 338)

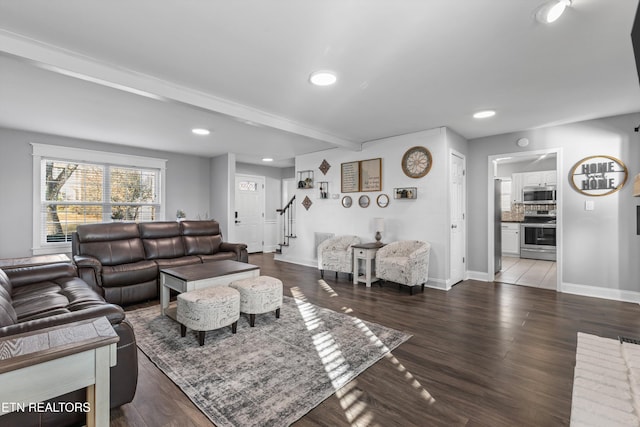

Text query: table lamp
(374, 218), (385, 243)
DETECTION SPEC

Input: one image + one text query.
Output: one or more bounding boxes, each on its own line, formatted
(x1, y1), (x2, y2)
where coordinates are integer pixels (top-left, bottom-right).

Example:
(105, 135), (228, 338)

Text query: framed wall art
(360, 158), (382, 192)
(341, 161), (360, 193)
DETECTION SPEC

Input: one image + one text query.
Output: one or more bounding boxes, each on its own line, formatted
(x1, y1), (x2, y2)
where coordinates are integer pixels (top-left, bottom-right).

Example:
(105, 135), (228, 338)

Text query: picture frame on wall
(341, 161), (360, 193)
(360, 158), (382, 192)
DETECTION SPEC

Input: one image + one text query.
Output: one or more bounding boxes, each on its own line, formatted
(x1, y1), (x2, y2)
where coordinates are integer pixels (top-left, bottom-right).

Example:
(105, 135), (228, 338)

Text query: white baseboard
(273, 254), (317, 269)
(426, 278), (448, 291)
(561, 282), (640, 304)
(466, 270), (490, 282)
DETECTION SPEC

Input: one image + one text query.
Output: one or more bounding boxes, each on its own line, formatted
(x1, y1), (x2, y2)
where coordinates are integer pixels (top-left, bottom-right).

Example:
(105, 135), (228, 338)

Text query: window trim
(31, 143), (167, 255)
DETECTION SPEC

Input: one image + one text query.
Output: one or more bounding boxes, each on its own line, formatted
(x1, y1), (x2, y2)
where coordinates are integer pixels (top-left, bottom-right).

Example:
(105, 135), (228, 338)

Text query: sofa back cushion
(181, 220), (222, 255)
(139, 222), (185, 260)
(76, 223), (145, 266)
(0, 269), (17, 327)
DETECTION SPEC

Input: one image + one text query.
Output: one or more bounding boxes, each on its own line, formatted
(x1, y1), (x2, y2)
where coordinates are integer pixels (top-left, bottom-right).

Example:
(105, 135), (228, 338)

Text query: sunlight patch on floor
(318, 279), (339, 297)
(290, 286), (378, 426)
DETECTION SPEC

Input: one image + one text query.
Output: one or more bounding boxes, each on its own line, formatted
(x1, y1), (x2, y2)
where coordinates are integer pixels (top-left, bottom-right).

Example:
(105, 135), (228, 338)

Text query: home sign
(569, 155), (628, 196)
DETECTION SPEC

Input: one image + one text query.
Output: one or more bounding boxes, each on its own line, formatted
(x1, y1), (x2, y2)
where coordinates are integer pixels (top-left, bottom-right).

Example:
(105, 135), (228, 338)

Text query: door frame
(486, 148), (563, 291)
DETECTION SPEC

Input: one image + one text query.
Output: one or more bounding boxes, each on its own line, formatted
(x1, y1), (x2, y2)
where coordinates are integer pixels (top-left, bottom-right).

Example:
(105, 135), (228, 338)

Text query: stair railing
(276, 195), (296, 253)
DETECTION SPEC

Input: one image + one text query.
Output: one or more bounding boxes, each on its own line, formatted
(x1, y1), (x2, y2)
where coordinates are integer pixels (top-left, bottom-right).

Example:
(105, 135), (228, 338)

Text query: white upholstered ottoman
(177, 286), (240, 346)
(229, 276), (283, 327)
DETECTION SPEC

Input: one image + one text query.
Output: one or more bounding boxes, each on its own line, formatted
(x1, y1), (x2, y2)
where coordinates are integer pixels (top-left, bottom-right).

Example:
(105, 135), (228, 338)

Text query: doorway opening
(487, 148), (562, 291)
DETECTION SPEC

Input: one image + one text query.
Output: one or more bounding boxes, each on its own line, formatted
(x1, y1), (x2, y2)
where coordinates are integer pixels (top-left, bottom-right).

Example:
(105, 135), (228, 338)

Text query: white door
(450, 151), (466, 285)
(234, 174), (265, 253)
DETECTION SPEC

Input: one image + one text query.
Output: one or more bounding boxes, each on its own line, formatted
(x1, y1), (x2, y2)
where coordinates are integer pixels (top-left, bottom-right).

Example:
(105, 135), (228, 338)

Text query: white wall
(0, 127), (211, 258)
(277, 127), (468, 287)
(467, 113), (640, 300)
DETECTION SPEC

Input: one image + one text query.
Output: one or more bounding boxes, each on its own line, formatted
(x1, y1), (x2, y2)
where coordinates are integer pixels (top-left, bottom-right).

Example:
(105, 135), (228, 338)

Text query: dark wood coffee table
(160, 260), (259, 316)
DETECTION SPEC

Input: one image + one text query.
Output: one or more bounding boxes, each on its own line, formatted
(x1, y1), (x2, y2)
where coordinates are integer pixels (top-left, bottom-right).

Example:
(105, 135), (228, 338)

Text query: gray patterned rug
(126, 295), (411, 427)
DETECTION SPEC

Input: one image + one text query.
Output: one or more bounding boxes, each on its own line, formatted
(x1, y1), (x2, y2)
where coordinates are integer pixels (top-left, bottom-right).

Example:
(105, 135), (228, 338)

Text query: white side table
(0, 317), (118, 427)
(352, 242), (385, 287)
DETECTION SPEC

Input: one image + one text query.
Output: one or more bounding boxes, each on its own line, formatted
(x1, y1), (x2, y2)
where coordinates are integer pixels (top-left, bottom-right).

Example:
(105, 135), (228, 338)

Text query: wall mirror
(358, 195), (370, 208)
(341, 195), (352, 208)
(377, 194), (389, 208)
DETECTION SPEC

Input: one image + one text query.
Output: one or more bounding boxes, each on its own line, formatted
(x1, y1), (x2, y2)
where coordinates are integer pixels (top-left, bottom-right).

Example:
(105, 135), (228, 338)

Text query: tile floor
(495, 256), (557, 290)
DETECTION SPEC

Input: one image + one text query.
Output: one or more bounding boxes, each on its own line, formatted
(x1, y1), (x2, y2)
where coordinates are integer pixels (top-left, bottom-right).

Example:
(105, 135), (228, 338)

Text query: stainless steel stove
(520, 208), (556, 261)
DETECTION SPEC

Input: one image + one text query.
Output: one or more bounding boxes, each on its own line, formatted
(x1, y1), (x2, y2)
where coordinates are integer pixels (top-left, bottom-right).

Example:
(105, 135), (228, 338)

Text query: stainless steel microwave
(523, 186), (556, 204)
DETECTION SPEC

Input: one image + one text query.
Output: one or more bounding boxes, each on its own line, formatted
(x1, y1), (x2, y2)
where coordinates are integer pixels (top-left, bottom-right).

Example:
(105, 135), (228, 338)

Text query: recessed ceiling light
(309, 70), (337, 86)
(192, 128), (210, 135)
(262, 158), (274, 162)
(473, 110), (496, 119)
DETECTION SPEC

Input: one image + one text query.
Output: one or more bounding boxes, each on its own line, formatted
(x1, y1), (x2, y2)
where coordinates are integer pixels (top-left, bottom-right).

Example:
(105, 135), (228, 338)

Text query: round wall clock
(401, 146), (432, 178)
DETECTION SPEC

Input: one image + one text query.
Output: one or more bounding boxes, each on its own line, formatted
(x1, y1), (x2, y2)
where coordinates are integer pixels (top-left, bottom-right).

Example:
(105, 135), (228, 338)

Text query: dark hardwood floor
(110, 253), (640, 426)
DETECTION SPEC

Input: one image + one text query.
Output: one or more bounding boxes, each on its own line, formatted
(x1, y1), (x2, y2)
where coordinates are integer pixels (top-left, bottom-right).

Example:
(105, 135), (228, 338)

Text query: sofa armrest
(220, 242), (248, 263)
(0, 304), (125, 338)
(73, 254), (103, 289)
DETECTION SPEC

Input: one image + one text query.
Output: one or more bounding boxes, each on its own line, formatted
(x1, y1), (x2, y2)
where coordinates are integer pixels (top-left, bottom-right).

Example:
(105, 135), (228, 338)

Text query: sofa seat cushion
(153, 256), (201, 270)
(101, 260), (158, 288)
(199, 252), (237, 263)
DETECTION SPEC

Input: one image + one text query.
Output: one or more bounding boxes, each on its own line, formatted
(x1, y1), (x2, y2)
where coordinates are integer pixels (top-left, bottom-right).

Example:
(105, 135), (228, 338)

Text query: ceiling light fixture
(473, 110), (496, 119)
(536, 0), (571, 24)
(309, 70), (337, 86)
(192, 128), (210, 135)
(262, 158), (274, 162)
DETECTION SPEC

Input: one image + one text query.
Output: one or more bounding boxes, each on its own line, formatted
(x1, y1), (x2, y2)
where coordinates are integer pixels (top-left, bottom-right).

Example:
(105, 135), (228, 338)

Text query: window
(33, 144), (166, 254)
(238, 181), (258, 192)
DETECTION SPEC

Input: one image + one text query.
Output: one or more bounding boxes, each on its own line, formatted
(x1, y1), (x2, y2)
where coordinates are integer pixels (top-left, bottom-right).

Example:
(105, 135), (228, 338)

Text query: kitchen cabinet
(501, 222), (520, 256)
(522, 170), (556, 187)
(512, 170), (556, 203)
(512, 173), (524, 203)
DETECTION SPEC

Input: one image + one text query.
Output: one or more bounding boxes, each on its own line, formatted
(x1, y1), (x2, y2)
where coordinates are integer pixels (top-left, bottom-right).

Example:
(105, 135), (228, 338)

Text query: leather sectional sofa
(72, 220), (248, 306)
(0, 262), (137, 427)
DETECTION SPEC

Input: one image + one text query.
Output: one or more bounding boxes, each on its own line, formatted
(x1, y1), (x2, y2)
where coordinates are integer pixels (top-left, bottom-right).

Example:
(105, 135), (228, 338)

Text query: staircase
(275, 195), (296, 254)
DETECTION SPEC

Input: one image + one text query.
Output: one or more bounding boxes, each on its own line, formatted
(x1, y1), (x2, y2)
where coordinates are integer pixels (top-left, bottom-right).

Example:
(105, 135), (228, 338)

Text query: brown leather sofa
(0, 262), (137, 427)
(72, 220), (248, 306)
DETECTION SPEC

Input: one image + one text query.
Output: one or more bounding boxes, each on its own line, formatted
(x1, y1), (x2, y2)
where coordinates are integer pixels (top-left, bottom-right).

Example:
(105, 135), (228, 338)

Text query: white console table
(0, 317), (119, 427)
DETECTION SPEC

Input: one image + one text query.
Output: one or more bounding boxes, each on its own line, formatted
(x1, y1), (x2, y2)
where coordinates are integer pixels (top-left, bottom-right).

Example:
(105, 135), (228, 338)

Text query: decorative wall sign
(360, 158), (382, 192)
(401, 146), (432, 178)
(319, 159), (331, 175)
(302, 196), (313, 210)
(341, 161), (360, 193)
(570, 155), (628, 196)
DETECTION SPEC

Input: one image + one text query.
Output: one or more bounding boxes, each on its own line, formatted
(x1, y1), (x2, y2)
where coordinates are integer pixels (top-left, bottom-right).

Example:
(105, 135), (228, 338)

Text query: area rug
(126, 295), (411, 427)
(570, 332), (640, 426)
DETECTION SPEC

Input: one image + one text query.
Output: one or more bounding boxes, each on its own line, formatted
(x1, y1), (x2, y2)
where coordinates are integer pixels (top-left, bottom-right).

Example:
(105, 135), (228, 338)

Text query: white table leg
(160, 275), (169, 315)
(365, 256), (372, 287)
(353, 253), (358, 284)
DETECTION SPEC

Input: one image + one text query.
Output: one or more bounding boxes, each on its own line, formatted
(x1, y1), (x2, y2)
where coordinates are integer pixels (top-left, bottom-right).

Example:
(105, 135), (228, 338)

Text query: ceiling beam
(0, 30), (362, 152)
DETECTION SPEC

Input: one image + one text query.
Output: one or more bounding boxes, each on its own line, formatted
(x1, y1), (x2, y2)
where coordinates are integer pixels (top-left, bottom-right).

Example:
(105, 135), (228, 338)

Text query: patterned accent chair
(317, 235), (361, 280)
(375, 240), (430, 295)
